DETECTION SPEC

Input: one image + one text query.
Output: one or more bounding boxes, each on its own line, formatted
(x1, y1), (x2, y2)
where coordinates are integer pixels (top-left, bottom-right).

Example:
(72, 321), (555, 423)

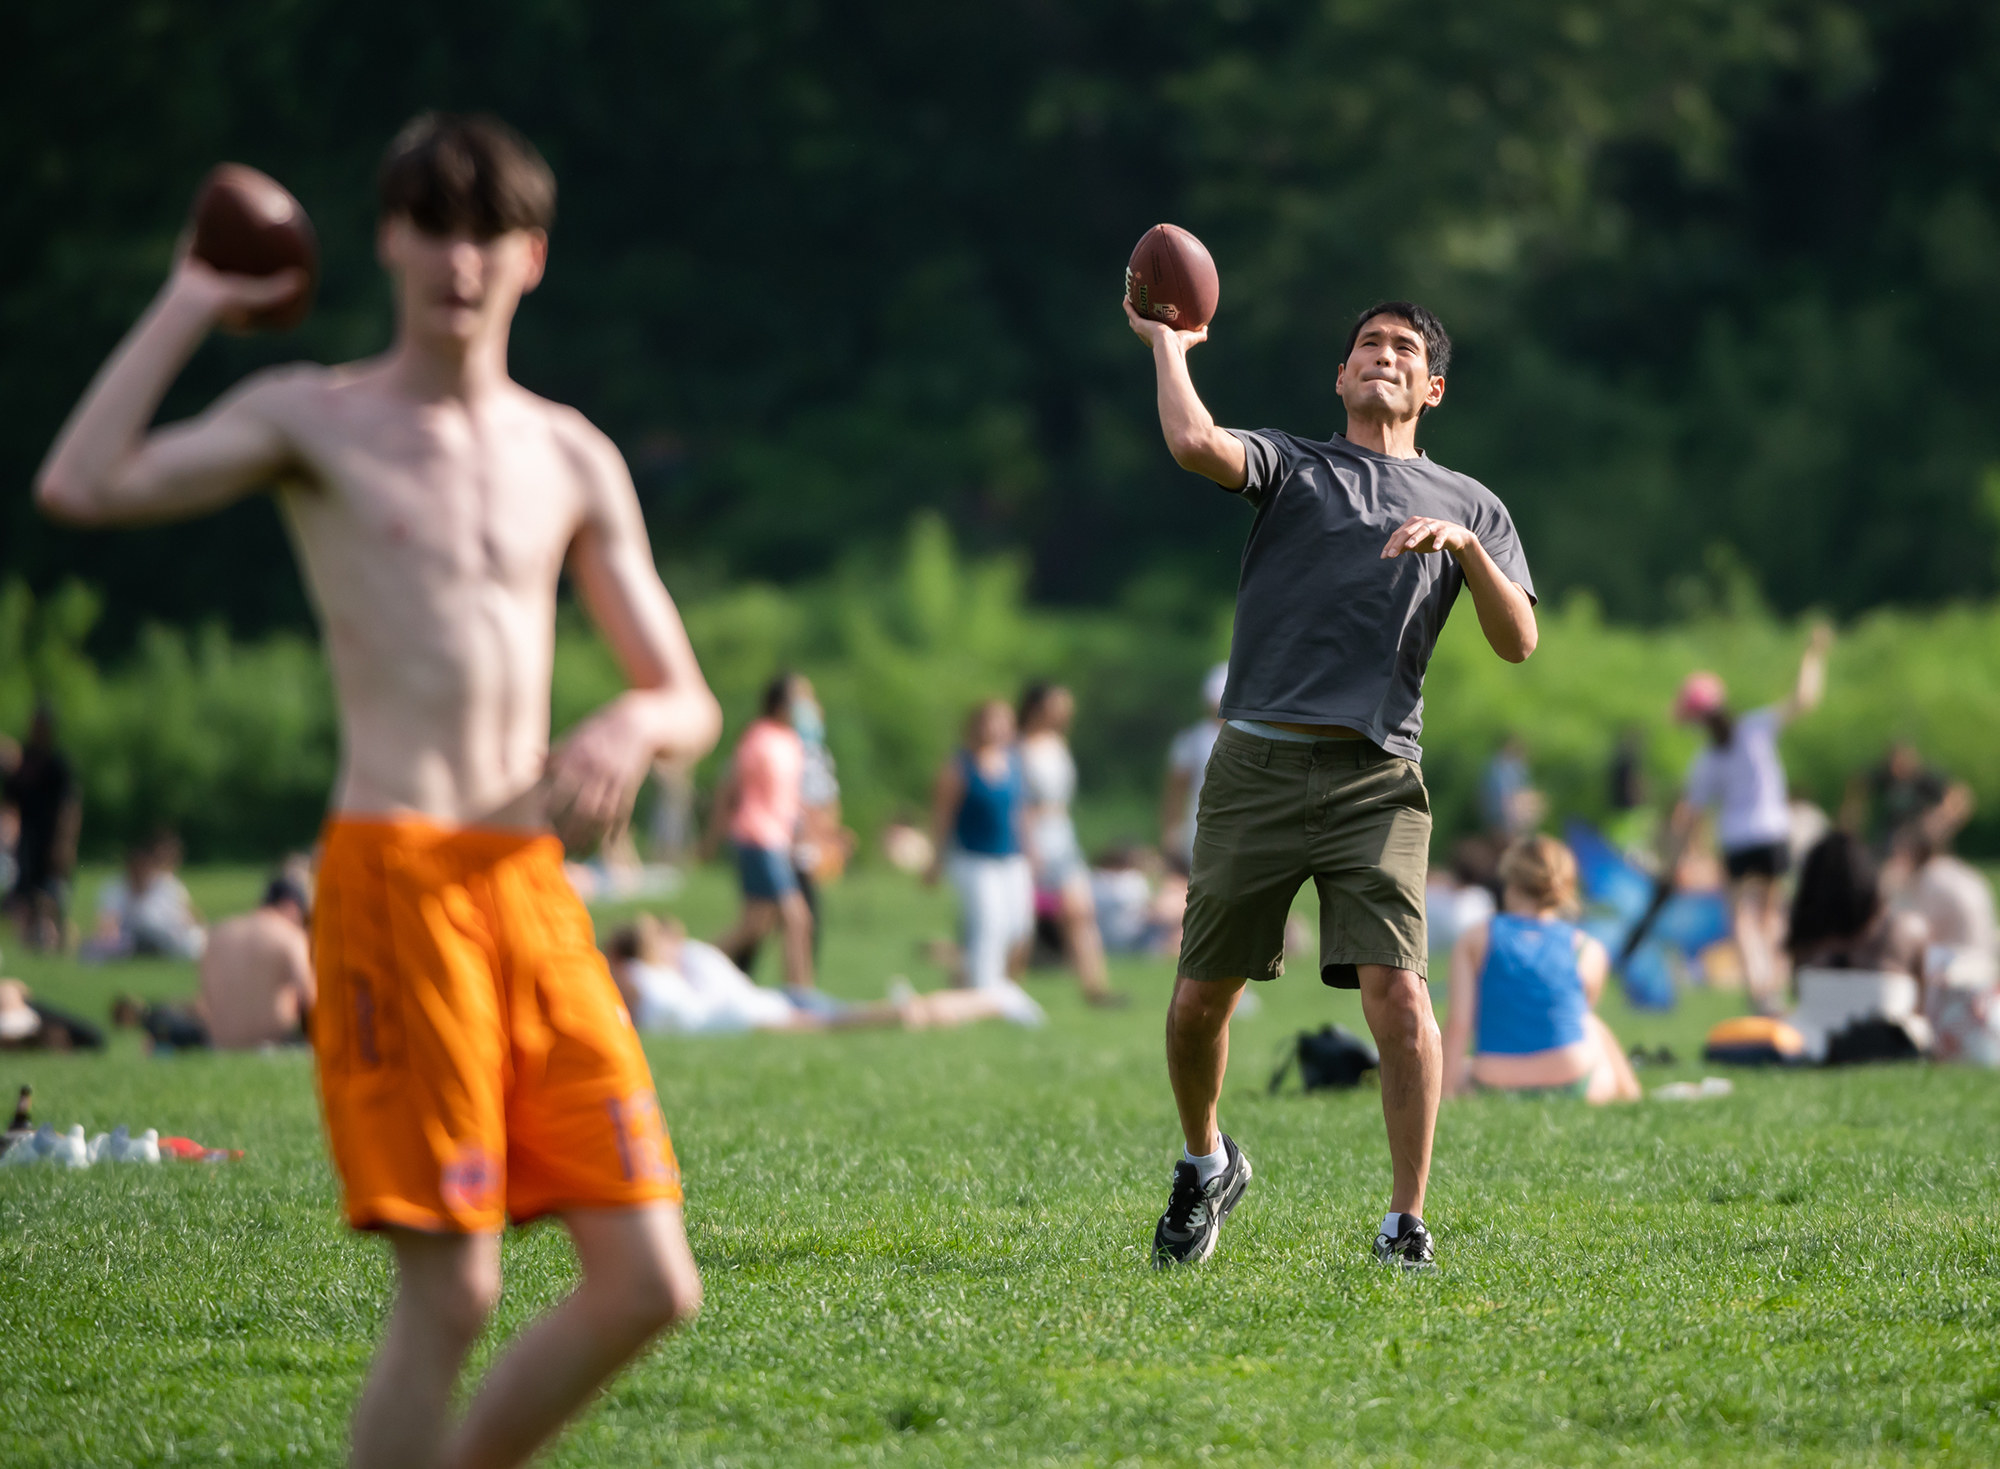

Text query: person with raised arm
(1126, 294), (1538, 1271)
(37, 114), (721, 1469)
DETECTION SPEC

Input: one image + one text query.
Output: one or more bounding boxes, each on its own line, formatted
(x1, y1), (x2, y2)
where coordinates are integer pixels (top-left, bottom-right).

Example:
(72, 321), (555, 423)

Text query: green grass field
(3, 864), (1998, 1467)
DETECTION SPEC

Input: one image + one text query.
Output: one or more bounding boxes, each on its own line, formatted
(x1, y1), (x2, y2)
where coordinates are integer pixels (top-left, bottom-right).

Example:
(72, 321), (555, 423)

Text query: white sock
(1183, 1143), (1228, 1186)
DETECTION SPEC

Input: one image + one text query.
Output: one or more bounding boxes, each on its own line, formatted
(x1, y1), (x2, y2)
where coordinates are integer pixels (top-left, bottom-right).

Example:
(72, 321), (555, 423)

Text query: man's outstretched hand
(1381, 516), (1476, 560)
(1124, 298), (1209, 353)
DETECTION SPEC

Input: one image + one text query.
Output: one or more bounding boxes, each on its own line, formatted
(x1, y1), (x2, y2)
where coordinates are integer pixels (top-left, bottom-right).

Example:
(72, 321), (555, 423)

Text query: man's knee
(594, 1246), (701, 1339)
(1359, 967), (1437, 1052)
(1168, 976), (1241, 1037)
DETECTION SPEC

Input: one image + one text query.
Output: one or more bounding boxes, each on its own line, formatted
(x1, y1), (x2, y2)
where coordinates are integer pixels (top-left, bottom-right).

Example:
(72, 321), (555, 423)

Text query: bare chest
(287, 403), (580, 588)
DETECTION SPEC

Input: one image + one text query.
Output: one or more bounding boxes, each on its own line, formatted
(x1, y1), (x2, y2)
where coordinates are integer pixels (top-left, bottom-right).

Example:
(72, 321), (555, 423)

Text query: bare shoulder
(529, 393), (628, 476)
(200, 360), (333, 422)
(229, 361), (379, 440)
(516, 395), (635, 530)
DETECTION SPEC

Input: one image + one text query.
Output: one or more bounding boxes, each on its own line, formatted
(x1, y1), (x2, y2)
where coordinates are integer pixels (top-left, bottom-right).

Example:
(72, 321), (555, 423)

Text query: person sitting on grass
(1895, 826), (1995, 969)
(605, 914), (1040, 1034)
(1787, 831), (1928, 982)
(1088, 845), (1186, 958)
(112, 876), (315, 1051)
(1442, 834), (1641, 1104)
(82, 831), (206, 961)
(1785, 830), (1934, 1061)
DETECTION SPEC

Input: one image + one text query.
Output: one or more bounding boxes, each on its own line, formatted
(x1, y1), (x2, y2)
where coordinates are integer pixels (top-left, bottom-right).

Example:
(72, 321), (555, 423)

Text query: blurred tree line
(7, 0), (2000, 646)
(11, 526), (2000, 861)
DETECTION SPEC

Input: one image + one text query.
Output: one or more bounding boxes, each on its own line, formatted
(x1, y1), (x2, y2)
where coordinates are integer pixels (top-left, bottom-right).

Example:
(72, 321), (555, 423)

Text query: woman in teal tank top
(1441, 835), (1641, 1104)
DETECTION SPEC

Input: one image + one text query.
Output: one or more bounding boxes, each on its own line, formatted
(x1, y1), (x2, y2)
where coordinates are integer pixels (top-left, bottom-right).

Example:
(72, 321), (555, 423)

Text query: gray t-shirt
(1218, 428), (1535, 760)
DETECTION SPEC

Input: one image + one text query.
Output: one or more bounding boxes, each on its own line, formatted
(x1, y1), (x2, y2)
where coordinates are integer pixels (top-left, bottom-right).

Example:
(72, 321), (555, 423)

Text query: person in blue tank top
(922, 699), (1045, 1025)
(1442, 835), (1640, 1104)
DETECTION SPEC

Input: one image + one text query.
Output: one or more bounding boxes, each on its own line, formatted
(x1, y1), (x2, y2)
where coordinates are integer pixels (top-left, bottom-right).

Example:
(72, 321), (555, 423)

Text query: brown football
(188, 163), (319, 331)
(1125, 223), (1219, 332)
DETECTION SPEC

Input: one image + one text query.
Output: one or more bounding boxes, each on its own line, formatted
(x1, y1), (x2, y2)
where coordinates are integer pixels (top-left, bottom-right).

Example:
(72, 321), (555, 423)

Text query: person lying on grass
(605, 914), (1042, 1034)
(1442, 834), (1641, 1104)
(0, 978), (105, 1052)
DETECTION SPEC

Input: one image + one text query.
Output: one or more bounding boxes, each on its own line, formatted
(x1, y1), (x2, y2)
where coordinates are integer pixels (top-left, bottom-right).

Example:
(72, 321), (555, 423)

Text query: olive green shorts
(1178, 726), (1430, 988)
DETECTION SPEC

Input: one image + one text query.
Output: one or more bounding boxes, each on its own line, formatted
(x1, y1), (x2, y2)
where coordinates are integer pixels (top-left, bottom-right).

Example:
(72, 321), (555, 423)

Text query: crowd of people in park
(1447, 624), (2000, 1095)
(7, 634), (2000, 1076)
(8, 110), (2000, 1457)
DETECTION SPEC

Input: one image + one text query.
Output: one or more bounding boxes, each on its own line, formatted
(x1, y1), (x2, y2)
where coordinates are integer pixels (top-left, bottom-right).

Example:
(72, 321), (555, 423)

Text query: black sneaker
(1373, 1215), (1437, 1271)
(1151, 1135), (1253, 1268)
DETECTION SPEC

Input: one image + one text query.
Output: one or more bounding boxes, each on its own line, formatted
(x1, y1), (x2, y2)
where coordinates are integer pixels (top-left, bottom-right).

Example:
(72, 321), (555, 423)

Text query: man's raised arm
(36, 257), (306, 526)
(1124, 299), (1246, 489)
(547, 425), (724, 849)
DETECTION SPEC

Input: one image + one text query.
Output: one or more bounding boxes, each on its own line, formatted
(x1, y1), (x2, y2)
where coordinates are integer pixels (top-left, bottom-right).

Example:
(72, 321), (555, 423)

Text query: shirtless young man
(38, 114), (722, 1469)
(1126, 296), (1538, 1272)
(115, 875), (316, 1050)
(198, 876), (316, 1049)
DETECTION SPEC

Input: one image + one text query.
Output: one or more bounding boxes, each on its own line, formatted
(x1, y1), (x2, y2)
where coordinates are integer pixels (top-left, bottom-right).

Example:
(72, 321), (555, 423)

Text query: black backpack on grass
(1268, 1025), (1379, 1093)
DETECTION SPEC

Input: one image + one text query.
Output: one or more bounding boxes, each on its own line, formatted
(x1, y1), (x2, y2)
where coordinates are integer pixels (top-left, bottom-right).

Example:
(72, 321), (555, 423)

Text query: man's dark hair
(1343, 301), (1453, 415)
(379, 113), (556, 239)
(263, 877), (310, 918)
(1787, 831), (1881, 961)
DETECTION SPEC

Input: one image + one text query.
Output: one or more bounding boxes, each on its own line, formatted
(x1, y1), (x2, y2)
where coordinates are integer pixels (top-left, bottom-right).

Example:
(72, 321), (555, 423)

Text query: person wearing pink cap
(1668, 625), (1834, 1010)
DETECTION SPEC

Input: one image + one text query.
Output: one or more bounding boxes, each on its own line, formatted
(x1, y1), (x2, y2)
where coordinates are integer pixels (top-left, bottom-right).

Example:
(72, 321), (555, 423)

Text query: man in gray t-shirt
(1125, 293), (1539, 1274)
(1222, 427), (1534, 756)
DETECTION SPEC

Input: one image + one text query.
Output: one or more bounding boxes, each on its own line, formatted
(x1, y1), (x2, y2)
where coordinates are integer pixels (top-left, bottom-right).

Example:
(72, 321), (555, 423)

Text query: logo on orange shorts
(439, 1142), (501, 1216)
(605, 1092), (678, 1188)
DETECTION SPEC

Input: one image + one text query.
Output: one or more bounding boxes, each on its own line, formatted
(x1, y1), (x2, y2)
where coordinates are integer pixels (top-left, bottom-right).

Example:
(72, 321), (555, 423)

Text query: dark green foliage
(0, 581), (336, 859)
(7, 2), (2000, 643)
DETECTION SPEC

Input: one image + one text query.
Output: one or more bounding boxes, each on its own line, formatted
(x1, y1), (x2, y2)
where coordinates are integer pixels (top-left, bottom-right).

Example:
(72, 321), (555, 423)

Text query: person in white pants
(925, 700), (1044, 1024)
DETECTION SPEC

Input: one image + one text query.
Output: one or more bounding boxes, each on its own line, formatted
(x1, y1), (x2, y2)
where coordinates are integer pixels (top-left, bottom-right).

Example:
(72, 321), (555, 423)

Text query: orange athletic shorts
(310, 816), (680, 1233)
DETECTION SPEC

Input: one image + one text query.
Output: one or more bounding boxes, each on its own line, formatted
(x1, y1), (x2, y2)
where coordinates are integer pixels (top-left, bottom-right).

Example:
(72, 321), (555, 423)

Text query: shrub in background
(2, 579), (337, 861)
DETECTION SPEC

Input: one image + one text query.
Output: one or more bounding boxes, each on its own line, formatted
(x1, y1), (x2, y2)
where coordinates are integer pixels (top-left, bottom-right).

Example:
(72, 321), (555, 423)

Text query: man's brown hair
(378, 113), (556, 239)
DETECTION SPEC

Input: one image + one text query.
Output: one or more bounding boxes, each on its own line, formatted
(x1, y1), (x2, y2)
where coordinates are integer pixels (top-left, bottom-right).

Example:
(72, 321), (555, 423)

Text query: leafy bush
(1, 580), (336, 860)
(11, 522), (2000, 860)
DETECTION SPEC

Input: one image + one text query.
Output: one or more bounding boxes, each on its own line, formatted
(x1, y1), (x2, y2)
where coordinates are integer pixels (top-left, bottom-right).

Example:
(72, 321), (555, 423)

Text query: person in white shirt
(83, 832), (206, 961)
(1899, 829), (1997, 962)
(1019, 683), (1122, 1007)
(1668, 626), (1832, 1011)
(604, 915), (1043, 1033)
(1160, 663), (1228, 870)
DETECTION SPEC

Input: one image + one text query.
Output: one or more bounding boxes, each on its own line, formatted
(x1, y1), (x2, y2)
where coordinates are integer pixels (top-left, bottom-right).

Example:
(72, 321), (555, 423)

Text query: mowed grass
(2, 864), (1999, 1467)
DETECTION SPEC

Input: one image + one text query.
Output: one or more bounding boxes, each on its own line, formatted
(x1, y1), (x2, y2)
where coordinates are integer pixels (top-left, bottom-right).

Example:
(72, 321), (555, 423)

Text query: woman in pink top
(709, 674), (819, 1000)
